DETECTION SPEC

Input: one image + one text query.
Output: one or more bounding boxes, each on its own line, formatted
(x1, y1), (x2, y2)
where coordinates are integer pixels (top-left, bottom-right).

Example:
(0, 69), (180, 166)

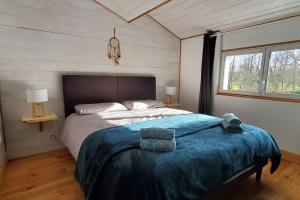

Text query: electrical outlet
(48, 133), (56, 139)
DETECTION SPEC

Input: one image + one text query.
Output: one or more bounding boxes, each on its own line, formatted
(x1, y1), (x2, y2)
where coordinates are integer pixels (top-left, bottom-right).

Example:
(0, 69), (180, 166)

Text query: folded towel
(225, 126), (243, 133)
(140, 138), (176, 152)
(222, 120), (241, 130)
(140, 128), (175, 140)
(221, 113), (243, 133)
(222, 113), (241, 128)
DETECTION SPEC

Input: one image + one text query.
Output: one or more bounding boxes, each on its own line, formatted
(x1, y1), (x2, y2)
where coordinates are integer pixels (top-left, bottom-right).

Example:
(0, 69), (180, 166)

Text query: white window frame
(219, 48), (265, 96)
(262, 43), (300, 99)
(219, 42), (300, 100)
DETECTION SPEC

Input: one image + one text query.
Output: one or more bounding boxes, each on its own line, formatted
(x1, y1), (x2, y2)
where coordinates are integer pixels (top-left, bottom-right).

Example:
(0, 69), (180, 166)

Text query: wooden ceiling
(95, 0), (300, 39)
(95, 0), (170, 22)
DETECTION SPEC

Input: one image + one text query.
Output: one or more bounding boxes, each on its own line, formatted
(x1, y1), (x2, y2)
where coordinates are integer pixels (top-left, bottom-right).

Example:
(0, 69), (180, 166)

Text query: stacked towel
(140, 138), (176, 152)
(140, 128), (175, 140)
(221, 113), (243, 133)
(140, 128), (176, 152)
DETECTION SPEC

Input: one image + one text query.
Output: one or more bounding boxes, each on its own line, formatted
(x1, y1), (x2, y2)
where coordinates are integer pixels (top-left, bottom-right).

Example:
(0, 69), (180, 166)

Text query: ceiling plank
(128, 0), (172, 23)
(94, 0), (172, 23)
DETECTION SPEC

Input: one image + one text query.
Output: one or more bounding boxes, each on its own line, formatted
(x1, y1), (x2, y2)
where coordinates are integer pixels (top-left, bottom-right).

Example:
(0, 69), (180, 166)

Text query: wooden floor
(0, 148), (299, 200)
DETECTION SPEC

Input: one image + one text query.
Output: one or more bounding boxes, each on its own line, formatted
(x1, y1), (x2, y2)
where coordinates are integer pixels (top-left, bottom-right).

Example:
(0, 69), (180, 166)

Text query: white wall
(222, 17), (300, 50)
(213, 17), (300, 154)
(180, 37), (203, 112)
(0, 0), (180, 159)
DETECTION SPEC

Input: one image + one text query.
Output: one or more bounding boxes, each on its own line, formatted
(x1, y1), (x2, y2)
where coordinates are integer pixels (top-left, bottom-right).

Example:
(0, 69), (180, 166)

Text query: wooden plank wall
(0, 0), (180, 159)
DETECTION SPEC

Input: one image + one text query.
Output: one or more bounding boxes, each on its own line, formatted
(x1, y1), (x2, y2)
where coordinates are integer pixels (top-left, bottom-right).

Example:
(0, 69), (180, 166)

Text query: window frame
(219, 48), (265, 96)
(219, 42), (300, 100)
(262, 43), (300, 99)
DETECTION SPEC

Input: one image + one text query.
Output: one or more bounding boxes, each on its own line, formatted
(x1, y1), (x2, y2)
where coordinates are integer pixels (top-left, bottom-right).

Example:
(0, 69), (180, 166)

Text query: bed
(61, 75), (281, 200)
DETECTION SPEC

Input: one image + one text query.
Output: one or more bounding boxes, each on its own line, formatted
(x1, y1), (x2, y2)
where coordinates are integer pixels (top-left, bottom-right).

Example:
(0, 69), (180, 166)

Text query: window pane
(266, 48), (300, 96)
(222, 53), (263, 92)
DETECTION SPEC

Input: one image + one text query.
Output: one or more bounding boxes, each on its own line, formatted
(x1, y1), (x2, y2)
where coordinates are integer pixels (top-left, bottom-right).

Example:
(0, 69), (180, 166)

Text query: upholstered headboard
(62, 75), (156, 117)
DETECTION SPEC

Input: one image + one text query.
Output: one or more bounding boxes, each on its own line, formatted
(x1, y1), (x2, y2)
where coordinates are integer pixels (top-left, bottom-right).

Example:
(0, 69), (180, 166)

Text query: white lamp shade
(165, 86), (176, 96)
(26, 89), (48, 103)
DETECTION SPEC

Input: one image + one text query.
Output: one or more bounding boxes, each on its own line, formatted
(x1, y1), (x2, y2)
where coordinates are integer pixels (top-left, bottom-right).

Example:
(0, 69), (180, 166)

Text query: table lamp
(26, 89), (48, 117)
(165, 86), (176, 104)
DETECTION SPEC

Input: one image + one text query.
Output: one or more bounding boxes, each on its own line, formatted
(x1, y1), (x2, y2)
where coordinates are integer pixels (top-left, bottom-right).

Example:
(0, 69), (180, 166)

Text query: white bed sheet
(61, 108), (191, 160)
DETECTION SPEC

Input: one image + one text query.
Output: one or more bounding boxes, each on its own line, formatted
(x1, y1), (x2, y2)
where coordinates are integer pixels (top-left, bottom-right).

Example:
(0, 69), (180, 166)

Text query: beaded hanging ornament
(108, 28), (121, 65)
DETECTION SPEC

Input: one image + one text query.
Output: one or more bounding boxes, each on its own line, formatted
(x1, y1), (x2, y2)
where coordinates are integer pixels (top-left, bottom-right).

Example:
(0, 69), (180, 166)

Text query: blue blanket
(75, 114), (281, 200)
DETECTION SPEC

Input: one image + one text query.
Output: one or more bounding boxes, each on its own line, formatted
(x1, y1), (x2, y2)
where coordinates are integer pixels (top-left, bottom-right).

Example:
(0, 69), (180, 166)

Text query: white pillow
(122, 100), (165, 110)
(74, 102), (128, 115)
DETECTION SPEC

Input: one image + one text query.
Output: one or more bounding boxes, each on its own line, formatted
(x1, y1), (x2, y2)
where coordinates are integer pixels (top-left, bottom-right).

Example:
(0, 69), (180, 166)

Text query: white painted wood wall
(180, 37), (203, 112)
(0, 0), (180, 159)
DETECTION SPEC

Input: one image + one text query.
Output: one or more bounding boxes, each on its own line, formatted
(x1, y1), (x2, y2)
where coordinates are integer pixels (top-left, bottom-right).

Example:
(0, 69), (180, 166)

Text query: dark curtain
(198, 33), (216, 115)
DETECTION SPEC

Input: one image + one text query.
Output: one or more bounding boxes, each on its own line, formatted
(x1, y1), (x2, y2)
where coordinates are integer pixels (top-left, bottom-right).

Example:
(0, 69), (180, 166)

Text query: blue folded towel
(140, 138), (176, 152)
(226, 126), (243, 133)
(140, 128), (175, 140)
(221, 113), (243, 133)
(222, 113), (241, 127)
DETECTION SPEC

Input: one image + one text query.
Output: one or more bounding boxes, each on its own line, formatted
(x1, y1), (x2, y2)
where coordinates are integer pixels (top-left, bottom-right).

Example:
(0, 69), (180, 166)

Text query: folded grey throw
(140, 138), (176, 152)
(222, 113), (243, 133)
(140, 128), (175, 140)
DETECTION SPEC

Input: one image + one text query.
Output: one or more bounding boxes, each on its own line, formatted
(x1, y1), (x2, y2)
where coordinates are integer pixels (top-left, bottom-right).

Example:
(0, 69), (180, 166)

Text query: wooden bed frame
(62, 75), (266, 199)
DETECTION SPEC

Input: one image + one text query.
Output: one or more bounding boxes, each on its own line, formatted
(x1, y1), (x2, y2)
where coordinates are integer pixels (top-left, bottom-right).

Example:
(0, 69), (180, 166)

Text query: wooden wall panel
(0, 0), (180, 159)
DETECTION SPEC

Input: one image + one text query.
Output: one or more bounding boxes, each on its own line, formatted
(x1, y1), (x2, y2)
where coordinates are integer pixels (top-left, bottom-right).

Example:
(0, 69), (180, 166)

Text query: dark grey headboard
(62, 75), (156, 117)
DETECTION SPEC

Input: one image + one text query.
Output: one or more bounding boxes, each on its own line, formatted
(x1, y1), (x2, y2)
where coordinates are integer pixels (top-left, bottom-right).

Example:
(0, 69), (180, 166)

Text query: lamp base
(165, 95), (172, 104)
(32, 103), (46, 118)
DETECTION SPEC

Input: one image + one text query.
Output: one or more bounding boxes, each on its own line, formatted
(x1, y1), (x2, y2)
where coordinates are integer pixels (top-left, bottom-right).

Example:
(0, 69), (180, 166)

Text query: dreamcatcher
(108, 28), (121, 65)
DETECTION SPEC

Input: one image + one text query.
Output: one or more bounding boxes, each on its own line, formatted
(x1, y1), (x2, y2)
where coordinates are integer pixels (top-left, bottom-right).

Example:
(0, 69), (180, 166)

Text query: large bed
(61, 75), (281, 200)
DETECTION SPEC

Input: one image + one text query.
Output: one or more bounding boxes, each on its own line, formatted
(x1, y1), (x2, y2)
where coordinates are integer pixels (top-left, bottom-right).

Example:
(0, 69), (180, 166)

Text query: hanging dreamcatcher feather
(108, 28), (121, 65)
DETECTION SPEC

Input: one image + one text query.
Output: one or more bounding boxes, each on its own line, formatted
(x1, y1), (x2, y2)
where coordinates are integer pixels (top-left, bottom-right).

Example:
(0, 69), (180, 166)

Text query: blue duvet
(75, 114), (281, 200)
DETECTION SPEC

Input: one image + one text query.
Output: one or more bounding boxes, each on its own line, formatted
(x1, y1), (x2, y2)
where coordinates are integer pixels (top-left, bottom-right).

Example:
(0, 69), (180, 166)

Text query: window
(221, 50), (263, 94)
(266, 47), (300, 96)
(219, 43), (300, 100)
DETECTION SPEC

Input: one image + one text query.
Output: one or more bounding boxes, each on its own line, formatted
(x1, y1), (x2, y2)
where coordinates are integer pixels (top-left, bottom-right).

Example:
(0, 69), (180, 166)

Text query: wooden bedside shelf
(165, 103), (180, 108)
(22, 114), (58, 132)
